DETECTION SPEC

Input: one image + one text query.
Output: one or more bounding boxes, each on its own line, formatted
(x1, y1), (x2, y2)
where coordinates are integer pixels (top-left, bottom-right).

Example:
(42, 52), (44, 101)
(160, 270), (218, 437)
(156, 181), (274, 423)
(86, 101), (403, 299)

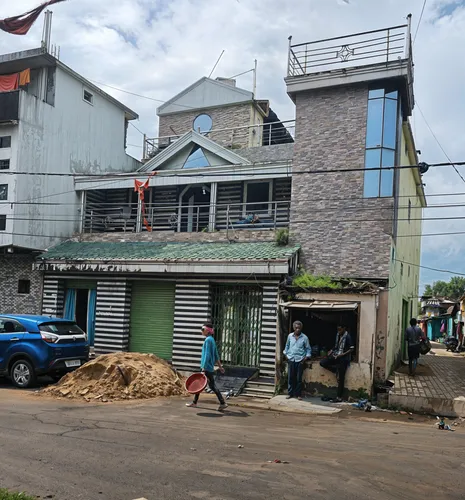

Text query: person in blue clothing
(186, 323), (228, 411)
(283, 321), (312, 400)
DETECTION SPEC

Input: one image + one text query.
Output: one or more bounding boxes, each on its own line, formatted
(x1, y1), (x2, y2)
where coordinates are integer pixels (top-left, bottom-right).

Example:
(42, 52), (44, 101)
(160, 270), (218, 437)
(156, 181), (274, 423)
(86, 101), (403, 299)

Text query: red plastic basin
(185, 372), (208, 394)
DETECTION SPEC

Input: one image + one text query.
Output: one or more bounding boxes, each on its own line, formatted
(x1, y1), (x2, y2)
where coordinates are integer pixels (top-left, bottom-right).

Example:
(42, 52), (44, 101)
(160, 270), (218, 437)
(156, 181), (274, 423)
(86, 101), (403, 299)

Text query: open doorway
(75, 289), (89, 332)
(289, 307), (359, 361)
(179, 185), (210, 232)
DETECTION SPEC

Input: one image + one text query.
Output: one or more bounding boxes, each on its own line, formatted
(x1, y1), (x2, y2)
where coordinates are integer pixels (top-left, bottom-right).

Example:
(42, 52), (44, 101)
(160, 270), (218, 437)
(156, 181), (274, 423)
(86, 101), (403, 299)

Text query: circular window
(193, 114), (213, 134)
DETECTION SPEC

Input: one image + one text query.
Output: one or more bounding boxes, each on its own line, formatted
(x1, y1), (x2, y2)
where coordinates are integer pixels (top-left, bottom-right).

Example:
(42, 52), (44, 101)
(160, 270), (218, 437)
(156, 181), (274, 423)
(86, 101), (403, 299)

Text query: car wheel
(10, 359), (36, 389)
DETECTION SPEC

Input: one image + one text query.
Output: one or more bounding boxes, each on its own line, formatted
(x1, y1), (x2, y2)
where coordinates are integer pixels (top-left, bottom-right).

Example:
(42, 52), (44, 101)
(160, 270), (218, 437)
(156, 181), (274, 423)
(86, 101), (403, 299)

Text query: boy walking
(186, 323), (228, 411)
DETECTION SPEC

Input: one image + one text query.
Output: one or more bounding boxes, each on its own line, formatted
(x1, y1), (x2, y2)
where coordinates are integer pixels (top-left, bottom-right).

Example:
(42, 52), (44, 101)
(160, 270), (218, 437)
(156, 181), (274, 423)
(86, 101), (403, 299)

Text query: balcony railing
(287, 20), (412, 77)
(143, 119), (295, 160)
(0, 90), (20, 122)
(82, 200), (291, 234)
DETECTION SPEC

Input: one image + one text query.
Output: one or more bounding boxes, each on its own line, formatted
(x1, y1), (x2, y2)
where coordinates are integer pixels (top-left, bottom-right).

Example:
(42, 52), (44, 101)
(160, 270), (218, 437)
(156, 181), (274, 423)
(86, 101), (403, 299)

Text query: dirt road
(1, 387), (464, 500)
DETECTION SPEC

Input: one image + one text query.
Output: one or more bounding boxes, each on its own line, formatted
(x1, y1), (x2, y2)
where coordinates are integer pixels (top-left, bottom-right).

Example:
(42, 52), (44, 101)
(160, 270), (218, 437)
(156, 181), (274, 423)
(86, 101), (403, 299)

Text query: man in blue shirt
(283, 321), (311, 400)
(186, 323), (228, 411)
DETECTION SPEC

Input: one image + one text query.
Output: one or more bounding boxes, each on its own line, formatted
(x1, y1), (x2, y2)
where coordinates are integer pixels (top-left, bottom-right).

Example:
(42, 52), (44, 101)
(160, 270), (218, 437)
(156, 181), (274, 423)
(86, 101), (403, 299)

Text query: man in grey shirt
(405, 318), (424, 376)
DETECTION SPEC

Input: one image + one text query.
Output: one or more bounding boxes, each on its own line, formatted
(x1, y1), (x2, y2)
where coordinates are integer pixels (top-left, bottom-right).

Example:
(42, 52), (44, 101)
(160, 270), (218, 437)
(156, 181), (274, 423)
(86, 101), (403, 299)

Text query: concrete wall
(289, 86), (393, 278)
(385, 124), (423, 375)
(0, 253), (42, 314)
(288, 292), (378, 392)
(158, 103), (260, 149)
(0, 65), (140, 252)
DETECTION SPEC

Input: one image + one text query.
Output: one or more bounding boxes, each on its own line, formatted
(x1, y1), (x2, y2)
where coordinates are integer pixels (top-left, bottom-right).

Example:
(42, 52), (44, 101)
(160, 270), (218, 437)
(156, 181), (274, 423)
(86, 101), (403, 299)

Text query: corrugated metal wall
(150, 186), (178, 231)
(94, 279), (132, 353)
(42, 276), (65, 317)
(216, 182), (242, 229)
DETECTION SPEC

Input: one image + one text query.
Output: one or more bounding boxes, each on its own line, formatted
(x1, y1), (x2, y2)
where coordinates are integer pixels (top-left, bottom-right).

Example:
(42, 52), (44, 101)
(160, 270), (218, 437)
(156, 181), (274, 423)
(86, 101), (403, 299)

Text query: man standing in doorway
(283, 321), (311, 400)
(405, 318), (424, 376)
(320, 325), (354, 402)
(186, 323), (228, 411)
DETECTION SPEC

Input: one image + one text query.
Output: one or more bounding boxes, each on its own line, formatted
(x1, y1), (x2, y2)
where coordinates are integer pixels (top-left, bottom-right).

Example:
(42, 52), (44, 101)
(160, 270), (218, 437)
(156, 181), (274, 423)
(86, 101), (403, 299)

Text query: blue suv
(0, 315), (90, 388)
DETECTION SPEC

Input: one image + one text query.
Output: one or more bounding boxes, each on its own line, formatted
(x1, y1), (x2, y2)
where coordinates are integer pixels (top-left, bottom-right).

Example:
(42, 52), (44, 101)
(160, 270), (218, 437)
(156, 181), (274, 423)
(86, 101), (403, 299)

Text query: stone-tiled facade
(289, 85), (393, 278)
(79, 229), (277, 244)
(158, 103), (259, 149)
(0, 254), (42, 314)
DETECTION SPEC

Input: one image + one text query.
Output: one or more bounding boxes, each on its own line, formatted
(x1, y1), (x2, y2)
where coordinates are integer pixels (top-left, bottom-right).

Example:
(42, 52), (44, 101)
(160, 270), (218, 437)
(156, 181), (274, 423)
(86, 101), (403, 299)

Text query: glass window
(383, 98), (398, 149)
(0, 160), (10, 170)
(364, 87), (399, 198)
(0, 184), (7, 201)
(380, 149), (394, 197)
(0, 136), (11, 148)
(183, 145), (210, 169)
(245, 181), (271, 214)
(193, 114), (213, 134)
(0, 318), (26, 333)
(366, 99), (384, 148)
(83, 90), (93, 104)
(0, 215), (5, 231)
(369, 89), (384, 98)
(39, 322), (84, 335)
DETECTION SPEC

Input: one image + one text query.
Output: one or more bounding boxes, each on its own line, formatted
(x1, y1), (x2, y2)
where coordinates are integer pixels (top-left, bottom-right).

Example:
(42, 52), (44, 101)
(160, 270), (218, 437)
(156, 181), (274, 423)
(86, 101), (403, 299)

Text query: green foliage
(0, 490), (36, 500)
(292, 272), (342, 290)
(355, 387), (370, 400)
(275, 228), (289, 246)
(424, 276), (465, 300)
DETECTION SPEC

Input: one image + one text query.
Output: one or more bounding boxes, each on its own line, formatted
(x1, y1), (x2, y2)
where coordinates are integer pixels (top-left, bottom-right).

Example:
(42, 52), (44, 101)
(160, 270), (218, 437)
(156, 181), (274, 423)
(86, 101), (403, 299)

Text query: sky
(1, 0), (464, 291)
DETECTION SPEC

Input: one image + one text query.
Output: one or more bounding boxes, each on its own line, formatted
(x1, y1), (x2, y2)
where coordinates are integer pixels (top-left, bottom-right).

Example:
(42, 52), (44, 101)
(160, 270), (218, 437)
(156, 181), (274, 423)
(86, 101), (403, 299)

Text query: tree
(423, 277), (465, 300)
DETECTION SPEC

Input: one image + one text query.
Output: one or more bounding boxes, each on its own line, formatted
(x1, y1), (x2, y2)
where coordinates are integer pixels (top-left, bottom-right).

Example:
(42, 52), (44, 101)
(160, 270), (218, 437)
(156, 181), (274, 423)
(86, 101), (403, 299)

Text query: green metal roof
(39, 241), (300, 262)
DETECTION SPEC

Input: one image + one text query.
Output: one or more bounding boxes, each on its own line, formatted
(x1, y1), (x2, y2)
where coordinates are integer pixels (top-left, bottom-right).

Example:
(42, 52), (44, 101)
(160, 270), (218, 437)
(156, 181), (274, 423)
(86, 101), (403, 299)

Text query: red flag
(0, 0), (66, 36)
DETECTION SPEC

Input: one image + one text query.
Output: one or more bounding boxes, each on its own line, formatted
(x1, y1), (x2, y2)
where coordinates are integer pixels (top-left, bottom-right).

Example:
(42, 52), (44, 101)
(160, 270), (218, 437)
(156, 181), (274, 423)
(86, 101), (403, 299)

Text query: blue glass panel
(193, 114), (213, 134)
(383, 98), (398, 149)
(380, 149), (395, 197)
(385, 90), (398, 99)
(364, 149), (381, 198)
(183, 146), (210, 169)
(369, 89), (384, 99)
(366, 98), (384, 148)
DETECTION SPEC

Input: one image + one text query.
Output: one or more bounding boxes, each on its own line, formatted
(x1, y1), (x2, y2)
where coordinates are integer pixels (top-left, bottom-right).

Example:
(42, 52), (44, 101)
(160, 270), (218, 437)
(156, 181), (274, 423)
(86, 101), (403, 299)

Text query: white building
(0, 47), (140, 314)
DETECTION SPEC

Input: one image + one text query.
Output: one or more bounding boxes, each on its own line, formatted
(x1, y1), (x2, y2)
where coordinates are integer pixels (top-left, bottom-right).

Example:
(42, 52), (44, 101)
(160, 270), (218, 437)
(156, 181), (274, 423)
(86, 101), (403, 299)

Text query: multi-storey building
(36, 19), (426, 396)
(0, 46), (139, 315)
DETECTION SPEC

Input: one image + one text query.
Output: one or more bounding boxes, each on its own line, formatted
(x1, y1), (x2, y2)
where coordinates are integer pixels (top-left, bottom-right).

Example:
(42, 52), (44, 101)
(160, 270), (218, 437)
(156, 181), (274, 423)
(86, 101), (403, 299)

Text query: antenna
(252, 59), (257, 97)
(208, 50), (225, 79)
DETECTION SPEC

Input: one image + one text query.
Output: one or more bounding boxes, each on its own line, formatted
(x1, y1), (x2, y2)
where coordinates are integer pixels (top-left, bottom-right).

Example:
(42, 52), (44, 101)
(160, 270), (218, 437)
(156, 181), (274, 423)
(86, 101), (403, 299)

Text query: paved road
(1, 387), (465, 500)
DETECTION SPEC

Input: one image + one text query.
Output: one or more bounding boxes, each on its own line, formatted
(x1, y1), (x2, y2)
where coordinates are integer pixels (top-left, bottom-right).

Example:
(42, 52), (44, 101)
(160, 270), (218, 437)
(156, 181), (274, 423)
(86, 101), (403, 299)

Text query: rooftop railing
(287, 19), (412, 77)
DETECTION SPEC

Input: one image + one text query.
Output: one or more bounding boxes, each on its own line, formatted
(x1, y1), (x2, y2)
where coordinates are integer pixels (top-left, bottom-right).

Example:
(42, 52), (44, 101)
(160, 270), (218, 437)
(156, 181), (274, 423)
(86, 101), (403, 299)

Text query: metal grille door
(211, 285), (263, 367)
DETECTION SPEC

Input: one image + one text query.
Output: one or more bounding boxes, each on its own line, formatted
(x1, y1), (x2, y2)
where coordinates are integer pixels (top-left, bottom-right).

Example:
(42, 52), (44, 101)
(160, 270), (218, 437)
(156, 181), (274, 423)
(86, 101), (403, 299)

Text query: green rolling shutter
(129, 281), (175, 360)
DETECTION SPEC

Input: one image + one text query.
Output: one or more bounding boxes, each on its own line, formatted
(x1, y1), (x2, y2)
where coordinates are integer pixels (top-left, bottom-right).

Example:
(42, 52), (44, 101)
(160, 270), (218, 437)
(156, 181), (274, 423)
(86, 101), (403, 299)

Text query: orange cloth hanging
(0, 73), (19, 92)
(19, 68), (31, 86)
(134, 178), (152, 232)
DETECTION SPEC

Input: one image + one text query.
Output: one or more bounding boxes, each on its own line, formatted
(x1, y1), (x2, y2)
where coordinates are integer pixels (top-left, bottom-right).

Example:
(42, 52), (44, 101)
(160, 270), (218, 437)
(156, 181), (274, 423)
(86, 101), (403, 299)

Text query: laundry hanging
(0, 73), (19, 92)
(0, 0), (66, 35)
(134, 174), (157, 232)
(19, 68), (31, 86)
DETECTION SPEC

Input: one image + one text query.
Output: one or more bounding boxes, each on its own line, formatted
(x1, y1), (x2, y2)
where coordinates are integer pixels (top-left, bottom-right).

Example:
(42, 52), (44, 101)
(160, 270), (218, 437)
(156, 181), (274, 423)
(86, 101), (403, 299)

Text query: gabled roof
(138, 130), (251, 172)
(157, 77), (253, 116)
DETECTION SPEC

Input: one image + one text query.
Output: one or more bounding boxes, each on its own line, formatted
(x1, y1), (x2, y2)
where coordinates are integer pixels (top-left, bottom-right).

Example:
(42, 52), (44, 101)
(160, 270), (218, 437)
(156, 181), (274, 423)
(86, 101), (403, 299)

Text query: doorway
(178, 185), (210, 232)
(75, 289), (89, 332)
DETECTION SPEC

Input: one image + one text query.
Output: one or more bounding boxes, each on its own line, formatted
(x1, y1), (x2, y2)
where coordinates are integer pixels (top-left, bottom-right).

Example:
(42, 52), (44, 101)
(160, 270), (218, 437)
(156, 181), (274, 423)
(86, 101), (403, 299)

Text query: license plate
(65, 360), (81, 368)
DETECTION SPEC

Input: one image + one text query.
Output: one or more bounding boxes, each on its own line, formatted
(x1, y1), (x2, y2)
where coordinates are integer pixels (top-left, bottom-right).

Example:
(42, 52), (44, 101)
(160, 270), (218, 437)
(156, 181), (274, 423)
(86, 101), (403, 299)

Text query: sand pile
(41, 352), (187, 402)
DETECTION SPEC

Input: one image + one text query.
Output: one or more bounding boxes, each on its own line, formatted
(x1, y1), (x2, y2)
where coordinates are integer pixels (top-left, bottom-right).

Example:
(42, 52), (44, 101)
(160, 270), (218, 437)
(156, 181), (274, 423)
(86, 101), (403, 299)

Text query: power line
(0, 159), (463, 178)
(416, 102), (465, 185)
(413, 0), (427, 44)
(129, 121), (146, 136)
(396, 258), (465, 277)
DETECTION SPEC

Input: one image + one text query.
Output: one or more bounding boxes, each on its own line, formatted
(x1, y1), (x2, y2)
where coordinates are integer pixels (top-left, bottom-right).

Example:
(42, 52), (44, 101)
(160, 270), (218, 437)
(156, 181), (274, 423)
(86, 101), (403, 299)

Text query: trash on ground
(352, 399), (375, 412)
(237, 445), (244, 448)
(40, 353), (187, 401)
(436, 416), (455, 431)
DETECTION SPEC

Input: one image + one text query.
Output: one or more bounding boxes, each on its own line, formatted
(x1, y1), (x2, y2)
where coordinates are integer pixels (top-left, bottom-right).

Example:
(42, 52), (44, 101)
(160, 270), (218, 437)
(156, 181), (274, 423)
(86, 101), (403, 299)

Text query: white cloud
(1, 0), (465, 287)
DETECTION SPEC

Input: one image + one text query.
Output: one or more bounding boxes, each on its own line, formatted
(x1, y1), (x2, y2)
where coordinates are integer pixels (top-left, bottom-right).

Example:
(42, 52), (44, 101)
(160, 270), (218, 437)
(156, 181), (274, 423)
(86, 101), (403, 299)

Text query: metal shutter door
(129, 281), (175, 360)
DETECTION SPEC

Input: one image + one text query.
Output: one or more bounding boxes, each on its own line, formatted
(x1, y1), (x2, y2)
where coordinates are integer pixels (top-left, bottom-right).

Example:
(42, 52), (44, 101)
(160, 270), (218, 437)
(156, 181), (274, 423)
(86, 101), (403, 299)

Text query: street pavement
(1, 386), (465, 500)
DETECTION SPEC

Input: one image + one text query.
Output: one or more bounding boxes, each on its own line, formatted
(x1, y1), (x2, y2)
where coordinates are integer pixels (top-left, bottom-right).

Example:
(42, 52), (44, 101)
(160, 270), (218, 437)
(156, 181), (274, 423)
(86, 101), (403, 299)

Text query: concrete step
(246, 381), (275, 390)
(242, 386), (275, 399)
(241, 391), (272, 399)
